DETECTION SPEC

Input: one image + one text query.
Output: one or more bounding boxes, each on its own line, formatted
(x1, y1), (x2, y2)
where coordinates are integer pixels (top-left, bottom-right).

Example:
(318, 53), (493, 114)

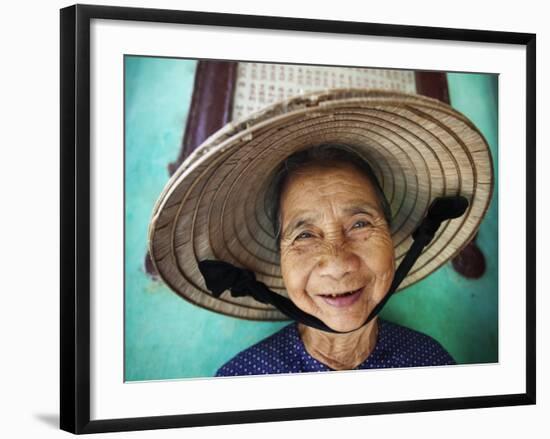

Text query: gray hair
(265, 143), (393, 250)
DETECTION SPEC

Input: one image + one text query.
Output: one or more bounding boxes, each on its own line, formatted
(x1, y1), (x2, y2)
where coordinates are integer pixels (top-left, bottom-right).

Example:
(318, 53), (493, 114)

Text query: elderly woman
(148, 89), (493, 376)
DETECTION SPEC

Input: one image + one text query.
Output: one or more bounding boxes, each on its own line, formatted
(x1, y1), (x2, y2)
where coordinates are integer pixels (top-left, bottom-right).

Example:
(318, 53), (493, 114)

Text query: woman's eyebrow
(343, 202), (380, 216)
(282, 214), (318, 238)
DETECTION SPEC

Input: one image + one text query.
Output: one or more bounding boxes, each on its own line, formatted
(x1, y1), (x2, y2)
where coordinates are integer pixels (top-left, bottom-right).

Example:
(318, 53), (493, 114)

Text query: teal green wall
(124, 56), (498, 381)
(124, 57), (288, 381)
(379, 74), (499, 364)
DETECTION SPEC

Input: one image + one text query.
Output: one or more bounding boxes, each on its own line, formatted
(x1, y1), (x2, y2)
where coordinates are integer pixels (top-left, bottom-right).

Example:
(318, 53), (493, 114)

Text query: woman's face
(279, 162), (395, 333)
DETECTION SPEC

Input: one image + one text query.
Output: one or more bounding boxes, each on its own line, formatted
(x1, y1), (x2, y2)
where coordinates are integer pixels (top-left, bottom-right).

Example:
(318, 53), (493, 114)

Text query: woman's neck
(298, 318), (379, 370)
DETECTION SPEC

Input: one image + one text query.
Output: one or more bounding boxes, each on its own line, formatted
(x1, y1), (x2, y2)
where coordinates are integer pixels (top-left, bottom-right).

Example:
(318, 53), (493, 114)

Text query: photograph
(58, 3), (535, 434)
(129, 58), (498, 381)
(2, 0), (545, 437)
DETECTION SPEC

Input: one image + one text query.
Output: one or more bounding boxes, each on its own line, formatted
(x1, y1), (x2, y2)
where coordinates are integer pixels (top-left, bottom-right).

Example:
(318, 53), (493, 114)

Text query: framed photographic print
(60, 4), (536, 434)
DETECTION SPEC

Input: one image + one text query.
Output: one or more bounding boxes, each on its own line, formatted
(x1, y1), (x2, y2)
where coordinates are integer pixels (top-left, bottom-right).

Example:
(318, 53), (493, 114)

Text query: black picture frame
(60, 3), (536, 434)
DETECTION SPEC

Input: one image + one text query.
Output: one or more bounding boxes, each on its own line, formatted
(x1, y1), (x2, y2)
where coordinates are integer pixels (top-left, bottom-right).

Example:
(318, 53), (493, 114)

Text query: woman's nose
(317, 248), (360, 280)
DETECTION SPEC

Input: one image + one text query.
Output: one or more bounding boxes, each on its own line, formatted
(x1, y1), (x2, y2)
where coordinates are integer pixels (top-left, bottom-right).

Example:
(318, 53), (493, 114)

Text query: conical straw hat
(148, 88), (494, 321)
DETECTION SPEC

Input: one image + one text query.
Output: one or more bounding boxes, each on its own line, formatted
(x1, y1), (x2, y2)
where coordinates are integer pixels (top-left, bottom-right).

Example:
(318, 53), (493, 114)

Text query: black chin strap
(198, 196), (469, 334)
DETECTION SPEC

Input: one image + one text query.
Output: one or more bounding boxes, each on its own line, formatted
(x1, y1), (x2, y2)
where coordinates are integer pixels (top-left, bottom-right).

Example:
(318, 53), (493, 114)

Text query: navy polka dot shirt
(215, 319), (455, 376)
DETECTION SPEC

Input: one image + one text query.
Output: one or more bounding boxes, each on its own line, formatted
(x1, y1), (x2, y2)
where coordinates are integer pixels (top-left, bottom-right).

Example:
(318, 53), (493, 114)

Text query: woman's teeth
(324, 289), (358, 297)
(319, 288), (363, 307)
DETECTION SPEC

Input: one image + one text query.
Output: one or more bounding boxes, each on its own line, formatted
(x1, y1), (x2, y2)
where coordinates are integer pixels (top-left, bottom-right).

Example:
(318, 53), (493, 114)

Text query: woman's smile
(317, 287), (364, 307)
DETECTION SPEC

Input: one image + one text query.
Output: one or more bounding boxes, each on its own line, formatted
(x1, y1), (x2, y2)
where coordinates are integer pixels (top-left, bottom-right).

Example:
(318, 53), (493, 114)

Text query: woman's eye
(296, 231), (313, 240)
(352, 220), (370, 229)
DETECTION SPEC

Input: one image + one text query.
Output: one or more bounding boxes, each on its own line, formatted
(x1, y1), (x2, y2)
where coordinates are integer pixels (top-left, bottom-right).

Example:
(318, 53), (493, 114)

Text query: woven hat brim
(149, 88), (494, 321)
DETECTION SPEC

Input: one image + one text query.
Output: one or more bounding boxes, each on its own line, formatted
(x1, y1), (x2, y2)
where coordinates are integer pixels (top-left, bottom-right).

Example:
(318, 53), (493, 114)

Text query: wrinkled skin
(279, 162), (395, 369)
